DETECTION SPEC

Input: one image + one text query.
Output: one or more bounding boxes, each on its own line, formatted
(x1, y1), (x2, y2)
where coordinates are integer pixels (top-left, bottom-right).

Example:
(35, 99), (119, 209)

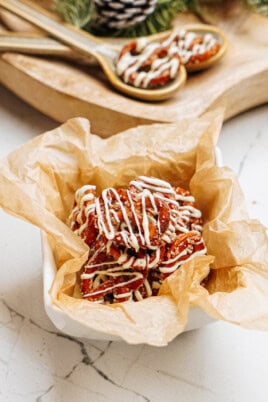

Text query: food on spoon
(163, 29), (221, 67)
(116, 38), (181, 89)
(115, 29), (221, 88)
(69, 176), (206, 304)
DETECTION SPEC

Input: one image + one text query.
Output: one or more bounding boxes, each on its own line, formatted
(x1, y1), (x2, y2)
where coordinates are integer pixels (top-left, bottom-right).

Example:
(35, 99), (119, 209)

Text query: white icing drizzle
(122, 256), (135, 269)
(70, 178), (203, 267)
(133, 278), (152, 301)
(191, 224), (203, 232)
(75, 206), (95, 235)
(144, 279), (152, 297)
(70, 176), (206, 303)
(117, 252), (129, 264)
(83, 260), (118, 270)
(148, 248), (161, 268)
(175, 193), (195, 202)
(134, 289), (143, 301)
(141, 189), (152, 247)
(114, 292), (132, 300)
(127, 189), (145, 246)
(173, 30), (220, 65)
(116, 29), (220, 88)
(98, 188), (140, 250)
(178, 205), (202, 219)
(83, 271), (143, 298)
(69, 185), (96, 235)
(116, 39), (180, 88)
(130, 175), (174, 194)
(133, 258), (147, 268)
(159, 247), (206, 274)
(94, 178), (190, 250)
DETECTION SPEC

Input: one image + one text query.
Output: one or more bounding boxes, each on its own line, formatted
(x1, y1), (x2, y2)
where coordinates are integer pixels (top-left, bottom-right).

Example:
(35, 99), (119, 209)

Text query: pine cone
(94, 0), (157, 29)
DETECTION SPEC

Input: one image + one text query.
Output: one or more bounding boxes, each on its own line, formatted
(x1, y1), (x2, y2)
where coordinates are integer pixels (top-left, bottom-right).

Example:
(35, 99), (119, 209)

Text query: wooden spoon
(0, 32), (72, 55)
(180, 24), (227, 72)
(0, 24), (228, 73)
(0, 31), (90, 62)
(0, 0), (187, 101)
(0, 23), (228, 72)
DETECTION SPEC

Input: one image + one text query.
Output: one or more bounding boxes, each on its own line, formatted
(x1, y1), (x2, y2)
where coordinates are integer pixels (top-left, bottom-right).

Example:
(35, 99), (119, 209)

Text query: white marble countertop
(0, 84), (268, 402)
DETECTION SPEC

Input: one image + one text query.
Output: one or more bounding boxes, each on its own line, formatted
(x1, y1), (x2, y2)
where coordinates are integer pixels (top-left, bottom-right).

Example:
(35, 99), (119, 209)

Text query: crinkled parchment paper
(0, 109), (268, 346)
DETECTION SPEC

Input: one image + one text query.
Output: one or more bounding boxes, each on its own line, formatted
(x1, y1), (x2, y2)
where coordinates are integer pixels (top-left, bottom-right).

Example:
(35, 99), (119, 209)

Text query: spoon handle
(0, 32), (95, 63)
(0, 0), (117, 60)
(0, 32), (71, 55)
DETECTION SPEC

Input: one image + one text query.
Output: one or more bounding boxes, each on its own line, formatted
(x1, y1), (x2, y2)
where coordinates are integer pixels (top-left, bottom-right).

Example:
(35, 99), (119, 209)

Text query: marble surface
(0, 84), (268, 402)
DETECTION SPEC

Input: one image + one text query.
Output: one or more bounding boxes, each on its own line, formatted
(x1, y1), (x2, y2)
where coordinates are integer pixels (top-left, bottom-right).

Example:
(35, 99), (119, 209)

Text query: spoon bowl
(97, 51), (187, 101)
(182, 24), (228, 72)
(116, 24), (227, 73)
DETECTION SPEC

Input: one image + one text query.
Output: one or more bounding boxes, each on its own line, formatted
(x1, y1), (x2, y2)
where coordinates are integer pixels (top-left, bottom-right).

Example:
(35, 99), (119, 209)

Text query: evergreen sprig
(55, 0), (268, 37)
(55, 0), (92, 27)
(244, 0), (268, 15)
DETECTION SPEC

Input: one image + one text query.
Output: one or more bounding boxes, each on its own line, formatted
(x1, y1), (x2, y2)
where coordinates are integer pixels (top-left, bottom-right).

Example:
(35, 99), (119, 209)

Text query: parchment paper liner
(1, 109), (268, 346)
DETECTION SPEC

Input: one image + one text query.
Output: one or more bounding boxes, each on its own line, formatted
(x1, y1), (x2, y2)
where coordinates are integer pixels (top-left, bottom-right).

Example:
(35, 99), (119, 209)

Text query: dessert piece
(115, 29), (220, 88)
(116, 39), (181, 89)
(162, 29), (221, 67)
(69, 176), (206, 303)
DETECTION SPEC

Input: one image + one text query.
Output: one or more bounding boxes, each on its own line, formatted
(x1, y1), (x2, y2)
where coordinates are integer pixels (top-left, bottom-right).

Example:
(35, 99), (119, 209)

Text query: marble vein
(1, 298), (150, 402)
(35, 385), (54, 402)
(92, 341), (113, 363)
(238, 130), (262, 178)
(157, 369), (216, 395)
(1, 298), (24, 321)
(121, 345), (145, 384)
(0, 356), (7, 366)
(89, 362), (150, 402)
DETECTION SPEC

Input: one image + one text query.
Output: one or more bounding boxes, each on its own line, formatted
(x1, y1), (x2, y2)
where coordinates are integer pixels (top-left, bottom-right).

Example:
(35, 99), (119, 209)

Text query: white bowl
(42, 147), (222, 341)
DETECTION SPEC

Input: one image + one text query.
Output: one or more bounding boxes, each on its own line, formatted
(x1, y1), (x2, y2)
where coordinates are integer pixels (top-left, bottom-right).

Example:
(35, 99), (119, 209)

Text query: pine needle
(54, 0), (267, 37)
(55, 0), (92, 27)
(244, 0), (268, 15)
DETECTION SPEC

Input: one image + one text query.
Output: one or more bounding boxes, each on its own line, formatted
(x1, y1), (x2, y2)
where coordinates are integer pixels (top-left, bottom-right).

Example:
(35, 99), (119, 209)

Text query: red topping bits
(69, 176), (206, 304)
(116, 29), (221, 88)
(116, 38), (181, 89)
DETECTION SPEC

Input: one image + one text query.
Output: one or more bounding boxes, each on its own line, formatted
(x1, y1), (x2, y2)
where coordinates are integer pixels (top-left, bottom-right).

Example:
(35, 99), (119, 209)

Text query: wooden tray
(0, 3), (268, 137)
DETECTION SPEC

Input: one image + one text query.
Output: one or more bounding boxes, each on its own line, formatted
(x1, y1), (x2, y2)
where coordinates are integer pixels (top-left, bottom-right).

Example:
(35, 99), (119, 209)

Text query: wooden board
(0, 3), (268, 137)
